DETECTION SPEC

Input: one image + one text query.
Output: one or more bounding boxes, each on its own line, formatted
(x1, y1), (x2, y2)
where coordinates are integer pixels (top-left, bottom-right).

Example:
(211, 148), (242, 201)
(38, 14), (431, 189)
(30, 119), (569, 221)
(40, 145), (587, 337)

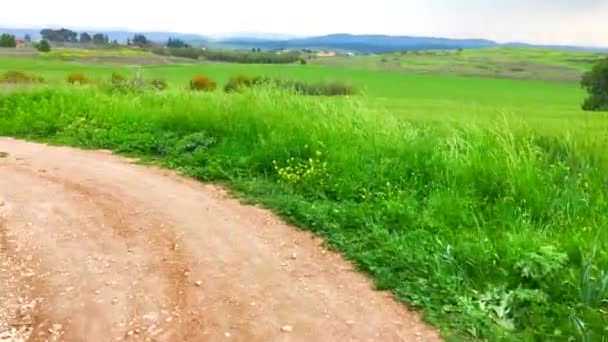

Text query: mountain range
(1, 27), (607, 54)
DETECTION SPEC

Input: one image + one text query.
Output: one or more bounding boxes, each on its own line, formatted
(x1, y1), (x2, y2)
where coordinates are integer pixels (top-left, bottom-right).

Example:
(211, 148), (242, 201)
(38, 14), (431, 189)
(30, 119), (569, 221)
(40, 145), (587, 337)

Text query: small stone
(194, 281), (202, 287)
(281, 262), (287, 267)
(166, 317), (173, 322)
(95, 290), (101, 295)
(112, 298), (119, 304)
(291, 253), (297, 260)
(280, 325), (293, 333)
(65, 287), (74, 292)
(346, 320), (355, 325)
(52, 324), (62, 331)
(127, 330), (134, 336)
(224, 332), (231, 338)
(134, 329), (141, 334)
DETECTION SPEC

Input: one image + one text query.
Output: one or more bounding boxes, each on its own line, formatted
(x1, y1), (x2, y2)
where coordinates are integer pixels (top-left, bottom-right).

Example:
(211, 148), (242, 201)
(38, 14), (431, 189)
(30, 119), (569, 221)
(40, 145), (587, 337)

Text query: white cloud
(0, 0), (606, 46)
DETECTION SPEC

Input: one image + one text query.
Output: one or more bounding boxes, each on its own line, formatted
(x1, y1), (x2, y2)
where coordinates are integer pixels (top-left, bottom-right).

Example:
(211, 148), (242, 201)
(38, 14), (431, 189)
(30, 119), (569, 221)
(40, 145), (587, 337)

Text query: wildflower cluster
(273, 150), (327, 185)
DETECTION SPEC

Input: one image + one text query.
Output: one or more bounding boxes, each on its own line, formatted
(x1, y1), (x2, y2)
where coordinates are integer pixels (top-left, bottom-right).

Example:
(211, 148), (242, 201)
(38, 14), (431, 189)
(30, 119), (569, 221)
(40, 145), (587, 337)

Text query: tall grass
(1, 87), (607, 340)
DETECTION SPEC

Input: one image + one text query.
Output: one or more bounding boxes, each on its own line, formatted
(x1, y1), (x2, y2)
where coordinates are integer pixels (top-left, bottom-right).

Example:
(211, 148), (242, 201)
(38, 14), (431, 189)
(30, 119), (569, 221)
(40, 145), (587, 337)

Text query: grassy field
(312, 47), (606, 82)
(1, 49), (608, 340)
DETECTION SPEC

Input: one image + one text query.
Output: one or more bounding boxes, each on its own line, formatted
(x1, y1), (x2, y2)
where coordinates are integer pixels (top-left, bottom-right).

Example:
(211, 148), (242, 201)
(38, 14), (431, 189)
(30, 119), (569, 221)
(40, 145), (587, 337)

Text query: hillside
(2, 27), (607, 54)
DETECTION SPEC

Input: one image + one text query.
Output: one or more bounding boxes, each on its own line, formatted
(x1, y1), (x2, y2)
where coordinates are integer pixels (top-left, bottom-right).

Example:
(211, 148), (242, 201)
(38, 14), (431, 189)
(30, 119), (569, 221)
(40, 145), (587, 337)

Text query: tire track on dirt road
(0, 138), (441, 341)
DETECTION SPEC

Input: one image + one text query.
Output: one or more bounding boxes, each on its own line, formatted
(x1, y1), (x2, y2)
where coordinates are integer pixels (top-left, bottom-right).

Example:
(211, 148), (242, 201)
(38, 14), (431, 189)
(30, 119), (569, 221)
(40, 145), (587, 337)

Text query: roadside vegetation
(1, 67), (608, 340)
(1, 49), (607, 340)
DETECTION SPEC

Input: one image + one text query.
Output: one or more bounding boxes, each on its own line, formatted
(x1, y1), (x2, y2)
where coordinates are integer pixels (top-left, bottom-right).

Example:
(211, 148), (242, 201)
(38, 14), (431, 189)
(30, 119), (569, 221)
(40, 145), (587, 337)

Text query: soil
(0, 138), (441, 342)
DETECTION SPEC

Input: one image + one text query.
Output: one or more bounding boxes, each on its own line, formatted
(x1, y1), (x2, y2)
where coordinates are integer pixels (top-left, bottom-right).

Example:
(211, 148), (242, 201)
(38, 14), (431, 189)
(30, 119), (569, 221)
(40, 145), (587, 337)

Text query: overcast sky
(1, 0), (606, 46)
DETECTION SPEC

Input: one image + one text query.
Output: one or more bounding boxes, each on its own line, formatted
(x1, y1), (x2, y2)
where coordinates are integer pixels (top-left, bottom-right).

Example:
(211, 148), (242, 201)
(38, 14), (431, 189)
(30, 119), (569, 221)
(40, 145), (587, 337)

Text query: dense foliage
(167, 38), (190, 48)
(201, 49), (301, 64)
(36, 40), (51, 52)
(0, 86), (606, 340)
(41, 28), (78, 42)
(79, 32), (92, 43)
(0, 33), (17, 48)
(581, 57), (608, 111)
(131, 34), (149, 47)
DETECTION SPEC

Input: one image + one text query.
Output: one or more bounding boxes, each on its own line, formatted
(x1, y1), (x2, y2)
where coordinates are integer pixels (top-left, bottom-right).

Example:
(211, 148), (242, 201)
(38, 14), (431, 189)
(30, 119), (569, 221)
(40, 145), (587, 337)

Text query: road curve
(0, 138), (440, 342)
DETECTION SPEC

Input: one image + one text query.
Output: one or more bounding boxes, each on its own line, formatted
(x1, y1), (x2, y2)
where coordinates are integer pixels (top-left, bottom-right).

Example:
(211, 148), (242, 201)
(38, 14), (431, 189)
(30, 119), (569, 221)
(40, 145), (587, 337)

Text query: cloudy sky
(1, 0), (606, 46)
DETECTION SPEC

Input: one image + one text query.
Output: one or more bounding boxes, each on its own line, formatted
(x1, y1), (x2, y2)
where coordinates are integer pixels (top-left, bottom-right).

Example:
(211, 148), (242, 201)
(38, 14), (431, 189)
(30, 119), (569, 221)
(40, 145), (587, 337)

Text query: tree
(0, 33), (17, 47)
(167, 38), (189, 48)
(581, 57), (608, 111)
(80, 32), (92, 43)
(132, 34), (149, 46)
(40, 28), (78, 42)
(92, 33), (109, 45)
(24, 34), (31, 42)
(36, 39), (51, 52)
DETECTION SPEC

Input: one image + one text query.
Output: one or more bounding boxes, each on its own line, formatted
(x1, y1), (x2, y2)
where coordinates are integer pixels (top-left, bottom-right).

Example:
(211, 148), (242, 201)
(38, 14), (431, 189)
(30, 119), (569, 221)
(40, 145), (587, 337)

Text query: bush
(104, 74), (166, 93)
(149, 78), (168, 91)
(111, 72), (127, 85)
(0, 71), (45, 84)
(190, 75), (217, 91)
(224, 75), (268, 93)
(200, 49), (301, 64)
(67, 72), (88, 85)
(36, 39), (51, 53)
(280, 80), (357, 96)
(222, 75), (356, 96)
(581, 57), (608, 111)
(168, 47), (200, 60)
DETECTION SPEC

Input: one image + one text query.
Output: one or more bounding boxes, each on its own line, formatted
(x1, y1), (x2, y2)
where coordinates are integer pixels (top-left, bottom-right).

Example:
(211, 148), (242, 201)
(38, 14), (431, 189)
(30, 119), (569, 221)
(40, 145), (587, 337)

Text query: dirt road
(0, 138), (440, 342)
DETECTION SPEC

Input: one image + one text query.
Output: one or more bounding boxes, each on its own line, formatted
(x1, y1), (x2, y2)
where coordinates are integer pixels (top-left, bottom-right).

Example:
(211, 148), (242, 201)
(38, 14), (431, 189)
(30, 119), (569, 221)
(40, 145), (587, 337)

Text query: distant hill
(219, 34), (498, 53)
(1, 27), (606, 54)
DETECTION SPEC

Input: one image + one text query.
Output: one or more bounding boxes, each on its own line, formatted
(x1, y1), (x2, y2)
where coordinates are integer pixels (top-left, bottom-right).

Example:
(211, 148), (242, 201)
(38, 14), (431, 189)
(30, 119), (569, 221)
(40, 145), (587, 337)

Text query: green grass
(313, 47), (607, 82)
(0, 55), (596, 127)
(1, 50), (608, 340)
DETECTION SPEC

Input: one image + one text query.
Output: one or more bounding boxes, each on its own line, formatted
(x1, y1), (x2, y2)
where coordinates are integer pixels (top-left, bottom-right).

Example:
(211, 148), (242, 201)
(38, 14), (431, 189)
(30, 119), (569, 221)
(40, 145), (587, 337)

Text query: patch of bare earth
(0, 138), (441, 341)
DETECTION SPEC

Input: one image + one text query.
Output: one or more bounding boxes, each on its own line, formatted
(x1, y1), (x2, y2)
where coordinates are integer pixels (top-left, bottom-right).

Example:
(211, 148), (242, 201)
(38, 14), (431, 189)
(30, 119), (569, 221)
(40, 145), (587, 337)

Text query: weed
(67, 72), (87, 85)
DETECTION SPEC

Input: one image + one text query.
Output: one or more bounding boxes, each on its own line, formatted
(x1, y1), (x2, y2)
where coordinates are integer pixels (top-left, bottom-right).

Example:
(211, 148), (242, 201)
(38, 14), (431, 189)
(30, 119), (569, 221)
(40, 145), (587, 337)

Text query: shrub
(67, 72), (88, 85)
(581, 57), (608, 111)
(149, 78), (168, 91)
(111, 72), (127, 85)
(168, 47), (200, 60)
(190, 75), (217, 91)
(224, 75), (268, 92)
(278, 80), (357, 96)
(199, 49), (301, 64)
(0, 71), (45, 84)
(36, 39), (51, 53)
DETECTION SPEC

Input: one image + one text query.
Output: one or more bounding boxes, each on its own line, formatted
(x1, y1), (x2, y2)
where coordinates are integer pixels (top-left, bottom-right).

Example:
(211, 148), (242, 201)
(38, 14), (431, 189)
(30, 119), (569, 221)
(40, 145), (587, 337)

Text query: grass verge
(1, 87), (607, 340)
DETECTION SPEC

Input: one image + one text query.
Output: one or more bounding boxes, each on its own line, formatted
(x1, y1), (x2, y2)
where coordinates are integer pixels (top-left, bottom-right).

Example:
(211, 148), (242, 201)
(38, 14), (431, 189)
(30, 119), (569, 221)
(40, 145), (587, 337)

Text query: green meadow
(1, 49), (608, 340)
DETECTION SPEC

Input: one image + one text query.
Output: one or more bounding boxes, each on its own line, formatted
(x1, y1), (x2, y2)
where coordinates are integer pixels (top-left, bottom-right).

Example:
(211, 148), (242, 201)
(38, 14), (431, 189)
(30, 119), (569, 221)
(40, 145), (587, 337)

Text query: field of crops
(1, 49), (608, 340)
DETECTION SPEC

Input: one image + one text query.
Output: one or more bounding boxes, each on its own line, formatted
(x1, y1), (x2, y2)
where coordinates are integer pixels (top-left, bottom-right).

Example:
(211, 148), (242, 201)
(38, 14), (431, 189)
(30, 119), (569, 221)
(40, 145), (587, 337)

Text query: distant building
(316, 50), (337, 57)
(15, 39), (25, 47)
